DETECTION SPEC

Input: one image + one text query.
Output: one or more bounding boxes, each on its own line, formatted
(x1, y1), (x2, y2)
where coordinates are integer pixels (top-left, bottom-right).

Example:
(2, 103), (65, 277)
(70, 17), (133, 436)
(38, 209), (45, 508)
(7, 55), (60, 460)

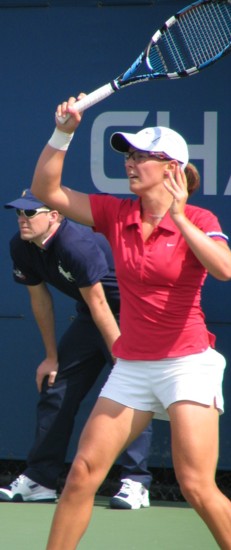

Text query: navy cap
(4, 189), (48, 210)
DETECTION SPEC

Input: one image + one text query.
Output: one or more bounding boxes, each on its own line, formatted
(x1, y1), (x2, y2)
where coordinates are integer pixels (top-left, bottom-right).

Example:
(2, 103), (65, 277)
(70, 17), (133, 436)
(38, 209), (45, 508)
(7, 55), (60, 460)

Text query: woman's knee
(65, 453), (106, 498)
(65, 455), (93, 492)
(176, 471), (214, 508)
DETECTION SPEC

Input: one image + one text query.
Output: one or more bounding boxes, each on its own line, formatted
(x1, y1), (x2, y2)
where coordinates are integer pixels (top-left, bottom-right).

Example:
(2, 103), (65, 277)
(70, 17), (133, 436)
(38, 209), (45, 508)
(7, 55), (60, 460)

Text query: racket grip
(56, 82), (115, 124)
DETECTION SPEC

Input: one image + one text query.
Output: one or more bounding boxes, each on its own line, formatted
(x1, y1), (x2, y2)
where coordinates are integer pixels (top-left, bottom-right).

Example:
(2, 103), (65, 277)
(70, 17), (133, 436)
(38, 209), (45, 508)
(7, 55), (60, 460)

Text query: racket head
(57, 0), (231, 118)
(146, 0), (231, 78)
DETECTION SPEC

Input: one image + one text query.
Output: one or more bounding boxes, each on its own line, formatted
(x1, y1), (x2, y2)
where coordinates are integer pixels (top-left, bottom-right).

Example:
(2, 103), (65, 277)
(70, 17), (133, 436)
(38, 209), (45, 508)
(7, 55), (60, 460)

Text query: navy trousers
(25, 312), (153, 490)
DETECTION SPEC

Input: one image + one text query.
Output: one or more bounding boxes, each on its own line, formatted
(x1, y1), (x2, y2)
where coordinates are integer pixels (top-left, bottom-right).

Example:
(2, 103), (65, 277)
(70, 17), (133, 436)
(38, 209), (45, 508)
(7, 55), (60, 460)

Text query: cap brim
(110, 132), (136, 153)
(4, 198), (45, 209)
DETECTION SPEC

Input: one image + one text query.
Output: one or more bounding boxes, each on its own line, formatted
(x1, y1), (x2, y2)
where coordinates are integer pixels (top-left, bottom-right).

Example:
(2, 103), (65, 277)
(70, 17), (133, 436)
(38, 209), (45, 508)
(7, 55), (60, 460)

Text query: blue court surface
(0, 496), (219, 549)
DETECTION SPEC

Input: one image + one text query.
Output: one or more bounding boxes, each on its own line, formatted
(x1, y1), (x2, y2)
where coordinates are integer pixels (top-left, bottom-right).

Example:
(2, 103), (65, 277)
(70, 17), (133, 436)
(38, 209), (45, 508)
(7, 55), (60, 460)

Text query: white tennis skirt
(99, 347), (226, 420)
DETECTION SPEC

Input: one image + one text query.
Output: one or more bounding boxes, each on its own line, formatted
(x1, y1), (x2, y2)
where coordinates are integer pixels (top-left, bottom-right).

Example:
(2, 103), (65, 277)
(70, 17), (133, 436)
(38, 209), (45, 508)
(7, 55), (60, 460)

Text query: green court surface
(0, 497), (219, 550)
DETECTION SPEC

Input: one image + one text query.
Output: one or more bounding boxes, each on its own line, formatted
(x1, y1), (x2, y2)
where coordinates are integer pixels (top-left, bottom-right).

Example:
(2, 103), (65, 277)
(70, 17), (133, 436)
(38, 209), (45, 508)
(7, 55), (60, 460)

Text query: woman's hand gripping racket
(57, 0), (231, 123)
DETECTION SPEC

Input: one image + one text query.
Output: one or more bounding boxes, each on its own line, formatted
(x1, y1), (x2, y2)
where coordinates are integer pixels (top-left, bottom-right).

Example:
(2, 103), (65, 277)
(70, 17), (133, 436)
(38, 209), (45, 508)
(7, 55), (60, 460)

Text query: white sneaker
(110, 478), (150, 510)
(0, 474), (57, 502)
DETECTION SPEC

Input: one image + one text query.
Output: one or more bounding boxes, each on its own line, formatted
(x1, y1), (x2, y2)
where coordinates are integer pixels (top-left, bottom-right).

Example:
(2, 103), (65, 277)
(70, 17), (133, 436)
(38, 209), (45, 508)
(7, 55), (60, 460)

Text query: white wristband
(48, 128), (74, 151)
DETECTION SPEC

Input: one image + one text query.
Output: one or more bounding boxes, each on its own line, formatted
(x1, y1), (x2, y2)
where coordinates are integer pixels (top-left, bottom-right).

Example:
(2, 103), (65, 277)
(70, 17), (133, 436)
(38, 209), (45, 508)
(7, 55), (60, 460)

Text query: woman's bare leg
(169, 401), (231, 550)
(46, 397), (153, 550)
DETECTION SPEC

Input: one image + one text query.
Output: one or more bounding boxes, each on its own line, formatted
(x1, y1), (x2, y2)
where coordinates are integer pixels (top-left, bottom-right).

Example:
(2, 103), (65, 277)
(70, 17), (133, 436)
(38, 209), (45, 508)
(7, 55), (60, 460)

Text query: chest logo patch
(58, 263), (75, 282)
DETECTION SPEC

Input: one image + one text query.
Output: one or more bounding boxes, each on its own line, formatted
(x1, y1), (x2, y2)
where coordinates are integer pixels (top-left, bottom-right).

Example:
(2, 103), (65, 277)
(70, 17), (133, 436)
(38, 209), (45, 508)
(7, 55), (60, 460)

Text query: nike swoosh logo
(166, 243), (175, 247)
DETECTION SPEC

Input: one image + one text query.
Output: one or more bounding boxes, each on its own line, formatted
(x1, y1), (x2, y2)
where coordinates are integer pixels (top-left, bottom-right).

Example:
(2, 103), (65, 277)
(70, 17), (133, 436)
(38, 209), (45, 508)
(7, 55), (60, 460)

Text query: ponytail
(185, 162), (200, 197)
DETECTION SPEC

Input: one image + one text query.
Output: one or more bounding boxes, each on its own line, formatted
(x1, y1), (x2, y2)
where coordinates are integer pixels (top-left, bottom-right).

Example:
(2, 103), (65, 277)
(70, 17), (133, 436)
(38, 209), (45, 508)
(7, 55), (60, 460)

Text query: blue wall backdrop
(0, 1), (231, 469)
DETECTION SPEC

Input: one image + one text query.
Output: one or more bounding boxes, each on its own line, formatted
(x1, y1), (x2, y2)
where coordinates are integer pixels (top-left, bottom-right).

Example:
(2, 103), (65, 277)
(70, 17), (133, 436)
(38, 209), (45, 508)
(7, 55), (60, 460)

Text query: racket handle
(56, 82), (115, 124)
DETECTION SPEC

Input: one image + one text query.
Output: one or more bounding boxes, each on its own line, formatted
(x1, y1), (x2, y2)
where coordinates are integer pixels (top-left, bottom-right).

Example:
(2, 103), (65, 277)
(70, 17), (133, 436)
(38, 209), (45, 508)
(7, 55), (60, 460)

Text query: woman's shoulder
(185, 203), (217, 220)
(185, 204), (223, 233)
(90, 193), (137, 215)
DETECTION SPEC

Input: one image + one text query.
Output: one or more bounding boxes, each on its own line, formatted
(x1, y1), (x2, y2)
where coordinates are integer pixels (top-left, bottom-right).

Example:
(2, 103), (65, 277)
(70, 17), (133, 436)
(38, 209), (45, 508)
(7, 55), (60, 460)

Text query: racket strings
(143, 47), (168, 75)
(148, 0), (231, 75)
(179, 2), (231, 65)
(148, 28), (194, 74)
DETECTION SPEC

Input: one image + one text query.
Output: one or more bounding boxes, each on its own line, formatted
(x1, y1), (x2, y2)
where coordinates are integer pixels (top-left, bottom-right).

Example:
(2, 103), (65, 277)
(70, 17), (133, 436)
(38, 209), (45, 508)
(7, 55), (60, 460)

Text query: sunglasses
(16, 208), (50, 219)
(124, 151), (172, 163)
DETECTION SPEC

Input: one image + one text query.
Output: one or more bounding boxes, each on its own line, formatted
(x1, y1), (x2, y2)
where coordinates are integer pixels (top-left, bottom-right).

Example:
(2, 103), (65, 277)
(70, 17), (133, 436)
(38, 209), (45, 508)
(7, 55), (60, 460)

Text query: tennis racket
(58, 0), (231, 121)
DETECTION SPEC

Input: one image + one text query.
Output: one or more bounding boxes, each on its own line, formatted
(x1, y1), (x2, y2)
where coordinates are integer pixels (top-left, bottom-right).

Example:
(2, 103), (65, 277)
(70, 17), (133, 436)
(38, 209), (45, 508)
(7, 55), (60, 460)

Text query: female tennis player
(31, 95), (231, 550)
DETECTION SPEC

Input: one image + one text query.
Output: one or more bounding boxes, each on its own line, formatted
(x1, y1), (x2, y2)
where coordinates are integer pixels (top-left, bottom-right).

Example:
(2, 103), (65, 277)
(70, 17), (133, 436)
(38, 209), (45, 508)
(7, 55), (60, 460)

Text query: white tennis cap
(110, 126), (189, 168)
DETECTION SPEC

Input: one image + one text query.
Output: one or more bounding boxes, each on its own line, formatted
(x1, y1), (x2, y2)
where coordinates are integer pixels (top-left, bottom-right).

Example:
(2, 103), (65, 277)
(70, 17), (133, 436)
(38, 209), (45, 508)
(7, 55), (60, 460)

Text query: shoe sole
(110, 497), (150, 510)
(110, 497), (133, 509)
(0, 494), (56, 503)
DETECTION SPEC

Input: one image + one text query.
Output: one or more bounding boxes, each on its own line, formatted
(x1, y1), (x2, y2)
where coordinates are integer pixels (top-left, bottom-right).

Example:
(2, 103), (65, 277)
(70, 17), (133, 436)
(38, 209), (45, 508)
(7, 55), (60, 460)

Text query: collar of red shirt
(125, 198), (177, 235)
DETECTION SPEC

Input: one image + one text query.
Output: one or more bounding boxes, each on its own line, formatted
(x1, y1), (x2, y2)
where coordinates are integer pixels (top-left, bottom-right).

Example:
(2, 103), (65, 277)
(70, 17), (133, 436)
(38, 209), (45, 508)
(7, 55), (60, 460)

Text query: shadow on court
(0, 496), (219, 549)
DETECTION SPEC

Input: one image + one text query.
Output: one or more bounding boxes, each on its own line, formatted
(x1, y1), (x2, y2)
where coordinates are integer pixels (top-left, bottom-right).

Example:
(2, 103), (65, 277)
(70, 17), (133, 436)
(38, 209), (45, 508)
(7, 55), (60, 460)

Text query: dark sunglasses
(16, 208), (50, 219)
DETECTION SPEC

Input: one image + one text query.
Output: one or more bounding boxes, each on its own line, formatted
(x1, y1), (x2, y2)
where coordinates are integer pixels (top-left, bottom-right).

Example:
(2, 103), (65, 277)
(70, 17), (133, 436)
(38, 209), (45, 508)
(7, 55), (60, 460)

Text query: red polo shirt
(90, 194), (227, 360)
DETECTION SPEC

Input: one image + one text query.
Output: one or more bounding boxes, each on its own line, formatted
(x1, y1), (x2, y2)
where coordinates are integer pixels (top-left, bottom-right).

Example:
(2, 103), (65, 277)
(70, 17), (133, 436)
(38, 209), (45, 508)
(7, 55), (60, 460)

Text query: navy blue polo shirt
(10, 219), (120, 315)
